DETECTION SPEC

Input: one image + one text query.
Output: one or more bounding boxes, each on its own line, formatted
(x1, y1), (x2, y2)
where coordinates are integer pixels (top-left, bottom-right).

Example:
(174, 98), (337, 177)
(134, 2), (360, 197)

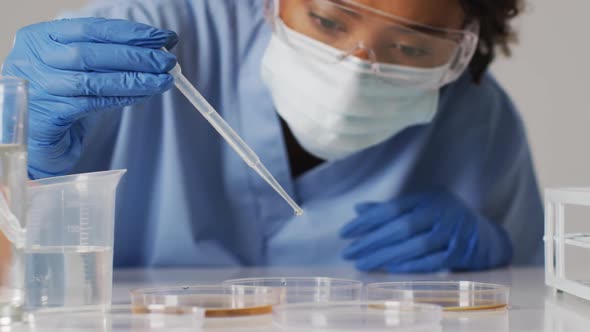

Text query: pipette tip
(294, 208), (304, 216)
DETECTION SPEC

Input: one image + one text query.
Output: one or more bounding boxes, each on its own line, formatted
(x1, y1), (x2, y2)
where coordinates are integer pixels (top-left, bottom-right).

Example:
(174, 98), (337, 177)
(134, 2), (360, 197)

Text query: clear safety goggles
(264, 0), (480, 88)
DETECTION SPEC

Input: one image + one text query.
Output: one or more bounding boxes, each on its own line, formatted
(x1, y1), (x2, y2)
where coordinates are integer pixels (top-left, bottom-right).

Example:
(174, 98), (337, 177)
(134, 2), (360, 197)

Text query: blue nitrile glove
(340, 189), (513, 273)
(2, 18), (178, 179)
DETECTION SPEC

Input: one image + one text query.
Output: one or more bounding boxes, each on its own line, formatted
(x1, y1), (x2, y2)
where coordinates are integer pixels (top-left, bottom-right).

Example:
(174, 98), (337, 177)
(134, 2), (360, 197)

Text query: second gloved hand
(340, 189), (513, 273)
(2, 18), (178, 178)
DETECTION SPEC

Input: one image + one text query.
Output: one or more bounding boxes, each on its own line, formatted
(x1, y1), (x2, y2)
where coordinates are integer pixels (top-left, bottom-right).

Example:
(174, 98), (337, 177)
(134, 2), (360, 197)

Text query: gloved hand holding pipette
(3, 17), (301, 214)
(2, 18), (178, 179)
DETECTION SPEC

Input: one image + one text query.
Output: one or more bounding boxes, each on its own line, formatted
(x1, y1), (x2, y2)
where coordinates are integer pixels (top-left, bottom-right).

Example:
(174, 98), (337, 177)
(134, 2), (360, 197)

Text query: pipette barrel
(169, 63), (303, 216)
(172, 68), (260, 168)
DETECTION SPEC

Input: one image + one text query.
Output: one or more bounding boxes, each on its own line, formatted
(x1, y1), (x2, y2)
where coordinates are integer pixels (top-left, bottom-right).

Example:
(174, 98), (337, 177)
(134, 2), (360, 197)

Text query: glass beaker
(23, 170), (126, 311)
(0, 77), (28, 325)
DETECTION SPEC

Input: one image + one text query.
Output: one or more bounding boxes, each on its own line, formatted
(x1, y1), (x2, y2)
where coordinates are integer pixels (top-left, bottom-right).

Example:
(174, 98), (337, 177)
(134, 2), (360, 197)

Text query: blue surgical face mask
(261, 22), (442, 161)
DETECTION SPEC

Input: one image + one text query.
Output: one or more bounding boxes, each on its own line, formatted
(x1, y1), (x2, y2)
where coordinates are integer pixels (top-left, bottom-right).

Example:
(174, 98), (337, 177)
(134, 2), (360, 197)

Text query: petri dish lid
(130, 285), (281, 318)
(366, 281), (509, 312)
(222, 277), (363, 303)
(272, 301), (443, 331)
(25, 304), (204, 331)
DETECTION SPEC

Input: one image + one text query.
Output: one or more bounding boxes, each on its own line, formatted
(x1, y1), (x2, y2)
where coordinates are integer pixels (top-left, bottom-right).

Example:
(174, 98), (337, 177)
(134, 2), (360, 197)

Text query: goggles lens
(267, 0), (479, 83)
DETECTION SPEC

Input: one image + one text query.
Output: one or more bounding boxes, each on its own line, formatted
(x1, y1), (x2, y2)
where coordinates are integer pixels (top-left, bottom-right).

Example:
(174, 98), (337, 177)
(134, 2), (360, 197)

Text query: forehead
(326, 0), (465, 29)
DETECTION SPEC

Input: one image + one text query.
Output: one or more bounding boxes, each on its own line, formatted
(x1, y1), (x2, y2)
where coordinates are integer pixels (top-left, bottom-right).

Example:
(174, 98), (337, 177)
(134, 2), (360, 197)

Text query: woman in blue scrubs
(3, 0), (543, 271)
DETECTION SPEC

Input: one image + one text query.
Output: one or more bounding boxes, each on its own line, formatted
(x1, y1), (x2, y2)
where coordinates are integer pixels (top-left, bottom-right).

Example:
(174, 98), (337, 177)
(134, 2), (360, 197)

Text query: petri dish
(272, 301), (442, 331)
(366, 281), (509, 312)
(24, 304), (203, 331)
(222, 277), (363, 303)
(130, 285), (281, 318)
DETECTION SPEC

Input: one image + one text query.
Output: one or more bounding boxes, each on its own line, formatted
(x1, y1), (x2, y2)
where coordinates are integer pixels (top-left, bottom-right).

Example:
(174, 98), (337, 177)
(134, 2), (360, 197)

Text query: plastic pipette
(168, 62), (303, 216)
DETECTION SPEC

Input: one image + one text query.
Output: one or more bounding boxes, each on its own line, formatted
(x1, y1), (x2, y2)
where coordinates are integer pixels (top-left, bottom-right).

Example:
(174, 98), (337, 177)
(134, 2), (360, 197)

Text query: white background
(0, 0), (588, 190)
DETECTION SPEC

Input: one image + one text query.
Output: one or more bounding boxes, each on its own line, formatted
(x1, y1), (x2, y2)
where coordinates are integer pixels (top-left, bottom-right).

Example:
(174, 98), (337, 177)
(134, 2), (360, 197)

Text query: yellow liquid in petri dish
(130, 286), (279, 319)
(414, 298), (507, 311)
(204, 305), (273, 317)
(369, 298), (507, 312)
(132, 304), (273, 318)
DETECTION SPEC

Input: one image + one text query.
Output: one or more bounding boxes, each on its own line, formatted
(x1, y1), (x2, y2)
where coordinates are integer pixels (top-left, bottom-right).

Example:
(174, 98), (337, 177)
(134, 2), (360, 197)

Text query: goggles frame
(264, 0), (480, 87)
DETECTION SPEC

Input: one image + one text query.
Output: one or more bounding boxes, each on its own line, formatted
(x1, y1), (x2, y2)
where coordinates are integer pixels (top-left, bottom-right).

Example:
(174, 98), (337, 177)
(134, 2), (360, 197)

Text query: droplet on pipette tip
(294, 208), (304, 216)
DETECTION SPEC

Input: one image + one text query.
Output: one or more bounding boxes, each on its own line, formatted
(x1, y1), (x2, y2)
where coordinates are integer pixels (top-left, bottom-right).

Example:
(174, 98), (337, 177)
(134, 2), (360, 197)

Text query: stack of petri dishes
(130, 285), (280, 318)
(366, 281), (511, 332)
(122, 278), (509, 331)
(22, 279), (510, 331)
(366, 281), (510, 312)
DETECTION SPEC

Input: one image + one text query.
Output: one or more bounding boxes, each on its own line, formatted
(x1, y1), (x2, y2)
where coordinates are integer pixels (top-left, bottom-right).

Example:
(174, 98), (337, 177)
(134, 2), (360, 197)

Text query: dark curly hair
(460, 0), (523, 82)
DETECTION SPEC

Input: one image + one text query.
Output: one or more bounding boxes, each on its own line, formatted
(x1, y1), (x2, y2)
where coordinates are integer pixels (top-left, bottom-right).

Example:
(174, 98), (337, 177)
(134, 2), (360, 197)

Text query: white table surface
(5, 267), (590, 331)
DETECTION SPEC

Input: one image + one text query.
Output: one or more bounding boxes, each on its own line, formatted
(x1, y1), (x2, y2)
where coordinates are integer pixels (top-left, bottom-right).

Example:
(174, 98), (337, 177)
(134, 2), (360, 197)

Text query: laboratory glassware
(272, 301), (443, 330)
(545, 188), (590, 301)
(165, 53), (303, 216)
(22, 170), (126, 310)
(25, 304), (204, 331)
(130, 285), (281, 317)
(223, 277), (363, 303)
(0, 76), (28, 326)
(366, 281), (509, 311)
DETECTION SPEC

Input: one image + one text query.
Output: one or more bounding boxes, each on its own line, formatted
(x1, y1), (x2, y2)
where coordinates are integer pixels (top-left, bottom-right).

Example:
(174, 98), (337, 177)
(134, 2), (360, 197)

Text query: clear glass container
(223, 277), (363, 303)
(0, 76), (28, 326)
(545, 188), (590, 302)
(25, 304), (203, 331)
(24, 170), (126, 310)
(366, 281), (509, 311)
(130, 285), (281, 318)
(272, 301), (443, 330)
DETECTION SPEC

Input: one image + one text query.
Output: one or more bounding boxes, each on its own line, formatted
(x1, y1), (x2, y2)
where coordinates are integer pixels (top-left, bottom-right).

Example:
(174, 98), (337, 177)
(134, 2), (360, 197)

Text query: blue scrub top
(63, 0), (544, 267)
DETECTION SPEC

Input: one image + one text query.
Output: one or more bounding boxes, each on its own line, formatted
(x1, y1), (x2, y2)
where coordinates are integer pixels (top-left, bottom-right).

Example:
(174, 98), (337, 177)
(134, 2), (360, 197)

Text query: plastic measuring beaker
(23, 170), (126, 310)
(0, 77), (28, 326)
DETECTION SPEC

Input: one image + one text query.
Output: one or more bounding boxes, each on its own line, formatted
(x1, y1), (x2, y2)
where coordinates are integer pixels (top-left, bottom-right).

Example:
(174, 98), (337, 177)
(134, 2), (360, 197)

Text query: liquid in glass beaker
(23, 170), (126, 311)
(0, 77), (28, 326)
